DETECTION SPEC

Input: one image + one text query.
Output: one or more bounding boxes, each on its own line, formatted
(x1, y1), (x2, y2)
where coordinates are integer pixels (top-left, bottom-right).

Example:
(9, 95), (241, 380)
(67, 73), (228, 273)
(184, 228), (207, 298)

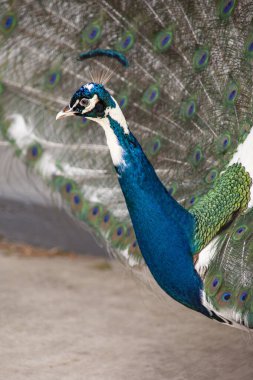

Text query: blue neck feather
(107, 116), (210, 316)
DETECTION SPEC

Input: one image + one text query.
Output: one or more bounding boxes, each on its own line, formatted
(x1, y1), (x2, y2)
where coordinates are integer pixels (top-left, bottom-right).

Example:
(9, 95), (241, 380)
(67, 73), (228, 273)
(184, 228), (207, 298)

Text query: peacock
(1, 0), (253, 329)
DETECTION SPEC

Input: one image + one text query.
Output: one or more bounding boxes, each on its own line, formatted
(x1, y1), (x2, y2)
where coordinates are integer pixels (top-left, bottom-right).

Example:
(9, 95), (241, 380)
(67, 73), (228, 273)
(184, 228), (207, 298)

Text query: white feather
(35, 152), (58, 179)
(8, 114), (34, 148)
(195, 237), (218, 277)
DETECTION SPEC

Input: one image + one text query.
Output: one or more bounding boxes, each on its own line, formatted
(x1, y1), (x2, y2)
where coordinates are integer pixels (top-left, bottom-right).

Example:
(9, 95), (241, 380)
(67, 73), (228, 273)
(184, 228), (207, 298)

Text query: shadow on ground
(0, 198), (105, 256)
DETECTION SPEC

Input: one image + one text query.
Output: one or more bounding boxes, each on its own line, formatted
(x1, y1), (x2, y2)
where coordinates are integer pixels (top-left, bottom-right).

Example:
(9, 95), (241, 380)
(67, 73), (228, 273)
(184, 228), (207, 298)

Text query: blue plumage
(116, 130), (206, 313)
(55, 74), (253, 327)
(57, 84), (213, 317)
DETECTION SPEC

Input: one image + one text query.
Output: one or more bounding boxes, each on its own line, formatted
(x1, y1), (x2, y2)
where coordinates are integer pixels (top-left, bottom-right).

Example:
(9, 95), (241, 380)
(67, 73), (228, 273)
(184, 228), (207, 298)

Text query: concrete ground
(0, 247), (253, 380)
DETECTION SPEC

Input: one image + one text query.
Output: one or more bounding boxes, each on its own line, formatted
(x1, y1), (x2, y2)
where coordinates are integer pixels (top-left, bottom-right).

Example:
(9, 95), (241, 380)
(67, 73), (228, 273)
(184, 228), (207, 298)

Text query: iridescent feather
(1, 0), (253, 328)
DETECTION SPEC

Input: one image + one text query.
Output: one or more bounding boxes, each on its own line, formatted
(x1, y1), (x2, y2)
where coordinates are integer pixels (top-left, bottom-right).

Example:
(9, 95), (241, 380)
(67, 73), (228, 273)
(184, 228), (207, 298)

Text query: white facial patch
(82, 94), (99, 114)
(72, 99), (79, 109)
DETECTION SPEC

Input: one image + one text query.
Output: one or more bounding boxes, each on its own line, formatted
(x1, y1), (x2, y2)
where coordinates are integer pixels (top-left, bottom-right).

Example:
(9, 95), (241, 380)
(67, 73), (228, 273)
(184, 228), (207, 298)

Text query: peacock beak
(56, 105), (75, 120)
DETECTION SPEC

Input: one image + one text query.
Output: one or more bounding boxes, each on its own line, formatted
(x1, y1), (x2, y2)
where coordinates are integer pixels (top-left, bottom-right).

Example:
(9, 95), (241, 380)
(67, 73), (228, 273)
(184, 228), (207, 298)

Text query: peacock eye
(79, 98), (89, 107)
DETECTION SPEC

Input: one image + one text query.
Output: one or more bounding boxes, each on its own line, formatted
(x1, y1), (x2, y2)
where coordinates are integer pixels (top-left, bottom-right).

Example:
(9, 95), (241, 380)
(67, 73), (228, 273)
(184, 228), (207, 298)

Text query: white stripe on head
(81, 94), (99, 114)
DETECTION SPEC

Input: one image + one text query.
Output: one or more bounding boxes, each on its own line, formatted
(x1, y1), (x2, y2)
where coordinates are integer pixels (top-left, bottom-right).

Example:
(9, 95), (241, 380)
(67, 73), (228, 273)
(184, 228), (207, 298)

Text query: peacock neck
(98, 107), (210, 316)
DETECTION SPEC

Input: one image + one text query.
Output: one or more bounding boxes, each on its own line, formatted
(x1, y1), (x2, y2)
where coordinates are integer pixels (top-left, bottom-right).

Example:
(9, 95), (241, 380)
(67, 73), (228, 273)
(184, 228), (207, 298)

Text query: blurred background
(0, 144), (106, 255)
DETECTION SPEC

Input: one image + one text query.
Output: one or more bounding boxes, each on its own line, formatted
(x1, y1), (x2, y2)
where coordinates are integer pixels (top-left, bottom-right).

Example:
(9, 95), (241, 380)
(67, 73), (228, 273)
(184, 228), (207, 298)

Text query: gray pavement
(0, 198), (106, 256)
(0, 250), (253, 380)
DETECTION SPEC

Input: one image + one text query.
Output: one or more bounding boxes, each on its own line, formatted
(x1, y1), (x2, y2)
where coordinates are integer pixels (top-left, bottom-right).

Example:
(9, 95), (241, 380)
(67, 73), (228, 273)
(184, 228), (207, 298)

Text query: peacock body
(1, 0), (253, 329)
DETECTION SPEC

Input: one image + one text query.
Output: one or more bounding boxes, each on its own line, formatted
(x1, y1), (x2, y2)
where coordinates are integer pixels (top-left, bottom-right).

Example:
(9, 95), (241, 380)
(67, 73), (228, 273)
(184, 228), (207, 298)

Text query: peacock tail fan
(199, 209), (253, 328)
(1, 0), (253, 324)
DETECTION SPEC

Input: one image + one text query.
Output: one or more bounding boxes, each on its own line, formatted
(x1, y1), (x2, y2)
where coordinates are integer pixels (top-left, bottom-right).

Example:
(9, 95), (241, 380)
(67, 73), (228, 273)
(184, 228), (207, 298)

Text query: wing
(196, 208), (253, 328)
(1, 0), (253, 273)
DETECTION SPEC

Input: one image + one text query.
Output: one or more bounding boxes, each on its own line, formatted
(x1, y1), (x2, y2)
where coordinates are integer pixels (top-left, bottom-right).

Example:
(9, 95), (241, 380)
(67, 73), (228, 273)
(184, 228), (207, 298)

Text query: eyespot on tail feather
(78, 49), (129, 67)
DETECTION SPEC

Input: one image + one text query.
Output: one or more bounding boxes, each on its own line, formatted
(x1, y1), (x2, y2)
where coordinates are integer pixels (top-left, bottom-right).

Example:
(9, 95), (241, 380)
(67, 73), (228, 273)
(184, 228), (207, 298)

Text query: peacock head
(56, 83), (116, 121)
